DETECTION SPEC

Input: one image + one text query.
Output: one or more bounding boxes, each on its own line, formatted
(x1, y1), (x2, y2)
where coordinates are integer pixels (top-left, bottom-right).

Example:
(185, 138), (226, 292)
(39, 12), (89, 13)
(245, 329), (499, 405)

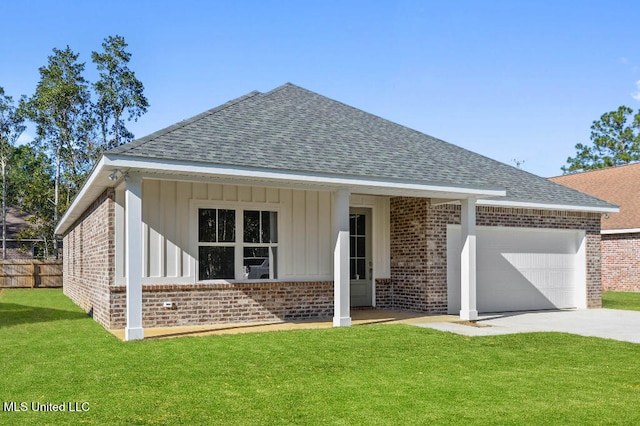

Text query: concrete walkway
(110, 309), (457, 340)
(110, 308), (640, 344)
(417, 309), (640, 344)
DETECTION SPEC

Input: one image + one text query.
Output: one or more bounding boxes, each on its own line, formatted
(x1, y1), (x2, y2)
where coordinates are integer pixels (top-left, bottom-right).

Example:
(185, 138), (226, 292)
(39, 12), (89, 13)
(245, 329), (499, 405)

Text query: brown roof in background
(5, 207), (35, 238)
(550, 163), (640, 231)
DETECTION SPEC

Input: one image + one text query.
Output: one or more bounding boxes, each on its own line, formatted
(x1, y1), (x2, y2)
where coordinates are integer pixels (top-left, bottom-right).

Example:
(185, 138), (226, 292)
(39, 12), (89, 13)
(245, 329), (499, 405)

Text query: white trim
(54, 156), (106, 235)
(124, 173), (144, 341)
(575, 230), (587, 309)
(333, 189), (351, 327)
(476, 198), (619, 214)
(114, 188), (125, 286)
(601, 228), (640, 235)
(139, 276), (335, 285)
(459, 197), (478, 321)
(104, 155), (507, 198)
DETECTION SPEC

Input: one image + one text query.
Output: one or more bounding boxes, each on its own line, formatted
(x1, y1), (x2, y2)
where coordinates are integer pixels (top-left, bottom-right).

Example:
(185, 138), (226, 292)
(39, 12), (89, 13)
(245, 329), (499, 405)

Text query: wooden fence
(0, 260), (63, 288)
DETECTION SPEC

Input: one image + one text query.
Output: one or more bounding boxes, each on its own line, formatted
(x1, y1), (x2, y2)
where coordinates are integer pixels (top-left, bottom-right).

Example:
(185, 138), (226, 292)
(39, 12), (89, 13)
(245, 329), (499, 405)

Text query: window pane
(350, 259), (356, 279)
(357, 259), (366, 280)
(199, 246), (234, 280)
(198, 209), (217, 242)
(357, 236), (365, 258)
(261, 211), (278, 243)
(271, 247), (278, 279)
(350, 236), (356, 257)
(244, 210), (260, 243)
(218, 209), (236, 242)
(244, 247), (269, 279)
(350, 215), (356, 234)
(356, 214), (365, 236)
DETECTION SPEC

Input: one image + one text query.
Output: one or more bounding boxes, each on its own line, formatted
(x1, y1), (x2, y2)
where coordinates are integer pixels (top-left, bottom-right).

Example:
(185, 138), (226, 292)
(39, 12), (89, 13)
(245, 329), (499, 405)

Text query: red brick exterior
(601, 233), (640, 292)
(388, 197), (602, 313)
(107, 282), (334, 329)
(63, 192), (603, 331)
(62, 189), (116, 328)
(374, 278), (393, 309)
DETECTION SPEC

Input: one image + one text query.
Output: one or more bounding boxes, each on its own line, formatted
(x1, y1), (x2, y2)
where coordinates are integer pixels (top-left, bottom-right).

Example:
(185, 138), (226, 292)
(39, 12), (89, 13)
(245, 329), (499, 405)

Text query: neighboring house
(54, 83), (617, 340)
(551, 164), (639, 292)
(3, 207), (44, 259)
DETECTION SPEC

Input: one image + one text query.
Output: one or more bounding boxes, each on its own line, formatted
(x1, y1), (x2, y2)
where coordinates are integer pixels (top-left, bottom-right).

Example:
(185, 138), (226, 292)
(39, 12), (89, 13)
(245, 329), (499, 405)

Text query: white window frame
(190, 200), (281, 283)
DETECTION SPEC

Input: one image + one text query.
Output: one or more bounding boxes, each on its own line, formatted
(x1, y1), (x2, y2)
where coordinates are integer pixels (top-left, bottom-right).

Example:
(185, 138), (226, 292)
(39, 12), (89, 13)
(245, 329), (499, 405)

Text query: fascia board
(103, 154), (507, 198)
(476, 198), (620, 214)
(55, 156), (107, 236)
(601, 228), (640, 235)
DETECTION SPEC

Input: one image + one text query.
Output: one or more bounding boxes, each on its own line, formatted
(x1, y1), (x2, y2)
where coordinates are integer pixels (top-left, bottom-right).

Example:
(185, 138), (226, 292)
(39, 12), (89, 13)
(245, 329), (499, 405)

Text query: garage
(447, 226), (587, 314)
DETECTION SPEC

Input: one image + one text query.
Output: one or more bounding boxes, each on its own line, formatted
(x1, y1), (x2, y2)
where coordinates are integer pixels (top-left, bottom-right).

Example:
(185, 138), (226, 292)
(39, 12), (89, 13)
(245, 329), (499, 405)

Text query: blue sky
(1, 0), (639, 177)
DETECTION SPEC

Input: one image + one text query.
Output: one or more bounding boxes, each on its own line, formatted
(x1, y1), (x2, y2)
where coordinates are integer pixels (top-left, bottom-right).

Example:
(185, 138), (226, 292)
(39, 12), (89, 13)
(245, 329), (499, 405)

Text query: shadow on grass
(0, 302), (88, 328)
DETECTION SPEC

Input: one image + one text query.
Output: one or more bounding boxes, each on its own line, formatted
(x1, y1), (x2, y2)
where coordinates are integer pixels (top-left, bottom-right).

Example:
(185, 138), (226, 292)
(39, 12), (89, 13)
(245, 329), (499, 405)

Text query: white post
(125, 173), (144, 340)
(460, 197), (478, 321)
(333, 188), (351, 326)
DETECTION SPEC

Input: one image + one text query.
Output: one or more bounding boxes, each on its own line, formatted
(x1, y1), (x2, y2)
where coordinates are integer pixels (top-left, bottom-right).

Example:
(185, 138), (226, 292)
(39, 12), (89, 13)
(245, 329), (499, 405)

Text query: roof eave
(54, 155), (508, 236)
(476, 198), (620, 214)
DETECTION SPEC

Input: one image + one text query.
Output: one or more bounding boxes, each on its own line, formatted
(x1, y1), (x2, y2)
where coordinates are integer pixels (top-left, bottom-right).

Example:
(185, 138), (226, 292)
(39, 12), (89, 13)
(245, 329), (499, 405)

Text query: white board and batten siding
(115, 180), (391, 284)
(447, 225), (587, 314)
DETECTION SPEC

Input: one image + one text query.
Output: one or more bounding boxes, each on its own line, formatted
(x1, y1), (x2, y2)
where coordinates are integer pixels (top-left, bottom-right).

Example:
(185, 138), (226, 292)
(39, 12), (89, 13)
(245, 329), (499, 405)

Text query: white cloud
(620, 56), (629, 64)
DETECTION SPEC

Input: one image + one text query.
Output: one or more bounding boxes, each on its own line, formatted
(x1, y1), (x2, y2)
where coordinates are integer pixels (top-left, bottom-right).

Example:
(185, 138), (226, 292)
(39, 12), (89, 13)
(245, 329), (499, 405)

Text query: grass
(602, 291), (640, 311)
(1, 289), (640, 425)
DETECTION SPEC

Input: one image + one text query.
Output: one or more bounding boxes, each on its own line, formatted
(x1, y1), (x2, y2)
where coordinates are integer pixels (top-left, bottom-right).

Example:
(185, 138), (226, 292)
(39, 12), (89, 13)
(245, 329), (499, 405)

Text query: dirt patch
(455, 320), (491, 328)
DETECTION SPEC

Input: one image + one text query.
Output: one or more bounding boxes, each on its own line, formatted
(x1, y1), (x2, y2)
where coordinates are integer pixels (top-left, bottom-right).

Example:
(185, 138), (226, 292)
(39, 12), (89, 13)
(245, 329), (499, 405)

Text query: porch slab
(109, 310), (458, 340)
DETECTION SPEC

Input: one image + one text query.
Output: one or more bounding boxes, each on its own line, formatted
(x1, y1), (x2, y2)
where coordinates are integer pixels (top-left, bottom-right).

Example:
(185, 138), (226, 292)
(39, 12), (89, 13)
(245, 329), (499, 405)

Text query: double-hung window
(197, 207), (278, 281)
(198, 209), (236, 280)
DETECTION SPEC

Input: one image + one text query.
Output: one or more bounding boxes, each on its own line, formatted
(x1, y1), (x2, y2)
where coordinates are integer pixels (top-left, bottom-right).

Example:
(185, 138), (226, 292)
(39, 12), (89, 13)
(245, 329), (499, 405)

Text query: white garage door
(447, 226), (586, 314)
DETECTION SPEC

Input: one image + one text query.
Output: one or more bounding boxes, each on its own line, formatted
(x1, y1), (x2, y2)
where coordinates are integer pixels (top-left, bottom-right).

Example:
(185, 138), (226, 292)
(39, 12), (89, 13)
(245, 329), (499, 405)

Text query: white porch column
(333, 188), (351, 327)
(460, 197), (478, 321)
(125, 173), (144, 341)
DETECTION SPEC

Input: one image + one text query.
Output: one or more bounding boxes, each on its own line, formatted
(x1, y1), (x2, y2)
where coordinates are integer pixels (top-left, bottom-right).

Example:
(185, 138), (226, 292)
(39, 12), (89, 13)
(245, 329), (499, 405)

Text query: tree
(23, 46), (94, 258)
(92, 35), (148, 157)
(0, 87), (26, 259)
(562, 106), (640, 174)
(9, 144), (55, 258)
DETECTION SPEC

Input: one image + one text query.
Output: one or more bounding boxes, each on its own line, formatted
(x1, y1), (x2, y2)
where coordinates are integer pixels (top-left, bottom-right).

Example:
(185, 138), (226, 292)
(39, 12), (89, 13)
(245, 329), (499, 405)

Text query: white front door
(350, 208), (372, 307)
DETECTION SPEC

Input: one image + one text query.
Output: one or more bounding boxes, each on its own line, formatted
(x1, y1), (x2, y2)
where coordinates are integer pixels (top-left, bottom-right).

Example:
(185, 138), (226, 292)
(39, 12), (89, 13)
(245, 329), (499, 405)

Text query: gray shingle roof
(109, 83), (614, 209)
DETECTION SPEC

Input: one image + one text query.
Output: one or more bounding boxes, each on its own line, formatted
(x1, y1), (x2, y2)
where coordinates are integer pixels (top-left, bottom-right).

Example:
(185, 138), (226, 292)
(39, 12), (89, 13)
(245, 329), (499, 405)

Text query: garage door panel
(448, 226), (585, 314)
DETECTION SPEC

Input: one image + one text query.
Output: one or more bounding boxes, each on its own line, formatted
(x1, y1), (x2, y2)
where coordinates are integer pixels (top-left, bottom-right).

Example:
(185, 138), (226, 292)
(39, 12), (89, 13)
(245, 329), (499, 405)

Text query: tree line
(0, 35), (148, 259)
(562, 106), (640, 174)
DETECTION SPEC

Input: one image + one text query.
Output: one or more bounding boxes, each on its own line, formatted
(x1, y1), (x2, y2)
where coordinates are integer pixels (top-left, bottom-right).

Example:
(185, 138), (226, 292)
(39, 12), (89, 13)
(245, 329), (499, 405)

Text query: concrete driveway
(417, 309), (640, 344)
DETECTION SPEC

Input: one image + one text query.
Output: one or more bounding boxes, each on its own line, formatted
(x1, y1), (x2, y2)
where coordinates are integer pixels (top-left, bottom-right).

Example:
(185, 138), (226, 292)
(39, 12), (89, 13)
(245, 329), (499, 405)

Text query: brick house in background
(551, 164), (639, 292)
(54, 83), (617, 340)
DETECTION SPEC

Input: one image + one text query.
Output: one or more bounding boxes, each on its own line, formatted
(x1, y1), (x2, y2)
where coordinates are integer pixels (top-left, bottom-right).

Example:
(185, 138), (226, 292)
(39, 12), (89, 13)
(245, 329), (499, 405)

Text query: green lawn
(602, 291), (640, 311)
(1, 289), (640, 425)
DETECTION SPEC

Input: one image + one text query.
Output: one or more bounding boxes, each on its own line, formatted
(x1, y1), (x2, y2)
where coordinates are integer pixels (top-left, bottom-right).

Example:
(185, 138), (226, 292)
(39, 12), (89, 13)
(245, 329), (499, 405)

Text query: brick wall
(390, 197), (602, 313)
(62, 189), (115, 329)
(108, 281), (334, 329)
(388, 198), (430, 311)
(374, 278), (393, 308)
(601, 233), (640, 292)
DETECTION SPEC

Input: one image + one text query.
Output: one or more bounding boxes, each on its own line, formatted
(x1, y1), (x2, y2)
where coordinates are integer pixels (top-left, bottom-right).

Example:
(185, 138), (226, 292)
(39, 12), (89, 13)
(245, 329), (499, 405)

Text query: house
(3, 206), (46, 259)
(550, 164), (639, 292)
(54, 83), (617, 340)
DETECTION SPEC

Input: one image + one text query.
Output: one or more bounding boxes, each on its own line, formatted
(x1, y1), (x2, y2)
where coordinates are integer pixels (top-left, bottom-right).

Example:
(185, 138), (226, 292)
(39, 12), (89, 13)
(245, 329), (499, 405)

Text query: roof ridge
(108, 90), (262, 155)
(549, 161), (640, 179)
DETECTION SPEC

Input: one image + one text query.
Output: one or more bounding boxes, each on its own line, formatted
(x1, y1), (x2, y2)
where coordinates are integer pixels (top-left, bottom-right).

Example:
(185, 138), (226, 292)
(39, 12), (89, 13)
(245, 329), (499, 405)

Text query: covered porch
(110, 158), (503, 340)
